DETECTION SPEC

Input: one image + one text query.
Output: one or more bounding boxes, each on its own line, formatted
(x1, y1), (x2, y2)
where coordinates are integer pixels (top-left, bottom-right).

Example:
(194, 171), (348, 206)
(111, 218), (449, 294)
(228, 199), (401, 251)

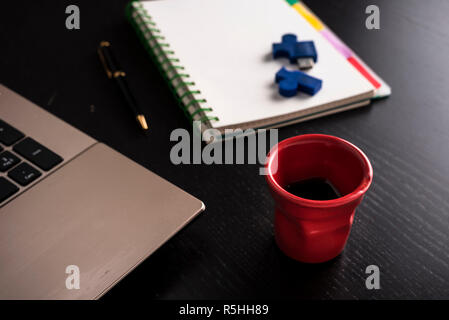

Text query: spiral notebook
(126, 0), (390, 138)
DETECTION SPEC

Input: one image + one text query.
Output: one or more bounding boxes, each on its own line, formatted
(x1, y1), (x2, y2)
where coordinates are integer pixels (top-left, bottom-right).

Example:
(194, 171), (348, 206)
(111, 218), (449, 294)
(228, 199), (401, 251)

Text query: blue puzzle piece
(272, 34), (317, 64)
(275, 67), (322, 97)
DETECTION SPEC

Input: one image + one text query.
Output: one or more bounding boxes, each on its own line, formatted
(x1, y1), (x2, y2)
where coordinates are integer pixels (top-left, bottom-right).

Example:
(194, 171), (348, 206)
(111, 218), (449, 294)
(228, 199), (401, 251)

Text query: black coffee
(284, 177), (341, 201)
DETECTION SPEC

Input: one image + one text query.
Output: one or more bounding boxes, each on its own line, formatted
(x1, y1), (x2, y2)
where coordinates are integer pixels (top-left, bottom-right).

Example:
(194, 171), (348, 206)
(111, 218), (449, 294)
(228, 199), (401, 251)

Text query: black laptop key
(13, 137), (63, 171)
(0, 151), (21, 172)
(8, 162), (42, 186)
(0, 119), (25, 146)
(0, 177), (19, 202)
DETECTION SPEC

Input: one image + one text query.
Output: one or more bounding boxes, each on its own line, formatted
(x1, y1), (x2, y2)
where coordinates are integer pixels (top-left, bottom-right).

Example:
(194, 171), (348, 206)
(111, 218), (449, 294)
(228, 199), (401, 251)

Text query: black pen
(97, 41), (148, 131)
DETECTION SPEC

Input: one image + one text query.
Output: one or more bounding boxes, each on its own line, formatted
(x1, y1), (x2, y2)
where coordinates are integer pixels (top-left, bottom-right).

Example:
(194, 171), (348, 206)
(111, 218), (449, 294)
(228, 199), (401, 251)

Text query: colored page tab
(320, 29), (353, 59)
(292, 2), (324, 31)
(347, 57), (381, 89)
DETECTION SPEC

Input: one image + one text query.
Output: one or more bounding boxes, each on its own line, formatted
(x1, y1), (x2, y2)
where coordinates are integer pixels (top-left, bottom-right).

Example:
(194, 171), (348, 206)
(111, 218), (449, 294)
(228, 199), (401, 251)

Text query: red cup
(265, 134), (373, 263)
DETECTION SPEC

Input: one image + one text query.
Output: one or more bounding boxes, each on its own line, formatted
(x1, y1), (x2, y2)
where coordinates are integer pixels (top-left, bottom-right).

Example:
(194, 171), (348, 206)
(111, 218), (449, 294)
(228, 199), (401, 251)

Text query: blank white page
(142, 0), (374, 128)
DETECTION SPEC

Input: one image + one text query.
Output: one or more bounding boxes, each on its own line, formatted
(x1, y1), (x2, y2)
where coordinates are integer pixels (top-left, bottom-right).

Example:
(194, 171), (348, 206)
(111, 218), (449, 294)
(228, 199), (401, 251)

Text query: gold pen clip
(98, 41), (112, 79)
(113, 71), (126, 78)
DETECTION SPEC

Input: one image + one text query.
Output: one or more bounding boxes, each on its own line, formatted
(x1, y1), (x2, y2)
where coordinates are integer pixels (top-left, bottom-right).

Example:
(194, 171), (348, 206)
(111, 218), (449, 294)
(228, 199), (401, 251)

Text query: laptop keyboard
(0, 119), (63, 203)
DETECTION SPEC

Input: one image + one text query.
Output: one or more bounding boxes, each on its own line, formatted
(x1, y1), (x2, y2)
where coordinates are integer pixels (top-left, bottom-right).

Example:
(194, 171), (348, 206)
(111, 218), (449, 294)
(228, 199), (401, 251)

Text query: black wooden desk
(1, 0), (449, 299)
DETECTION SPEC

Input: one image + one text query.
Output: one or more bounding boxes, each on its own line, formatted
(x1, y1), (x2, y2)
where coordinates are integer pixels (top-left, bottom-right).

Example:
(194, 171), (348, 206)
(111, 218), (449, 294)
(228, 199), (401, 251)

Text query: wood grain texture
(1, 0), (448, 299)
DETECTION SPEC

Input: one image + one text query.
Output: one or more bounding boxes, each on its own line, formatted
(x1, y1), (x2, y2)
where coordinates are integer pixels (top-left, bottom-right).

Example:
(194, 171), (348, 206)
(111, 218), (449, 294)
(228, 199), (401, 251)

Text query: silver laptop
(0, 84), (204, 299)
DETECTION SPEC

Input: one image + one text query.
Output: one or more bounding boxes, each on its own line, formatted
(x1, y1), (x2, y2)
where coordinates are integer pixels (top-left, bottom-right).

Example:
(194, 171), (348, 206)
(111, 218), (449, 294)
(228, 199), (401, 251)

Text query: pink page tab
(320, 29), (353, 59)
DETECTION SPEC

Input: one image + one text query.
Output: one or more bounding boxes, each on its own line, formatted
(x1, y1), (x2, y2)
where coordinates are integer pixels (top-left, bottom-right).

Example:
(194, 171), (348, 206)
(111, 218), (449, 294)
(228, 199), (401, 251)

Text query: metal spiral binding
(131, 2), (220, 128)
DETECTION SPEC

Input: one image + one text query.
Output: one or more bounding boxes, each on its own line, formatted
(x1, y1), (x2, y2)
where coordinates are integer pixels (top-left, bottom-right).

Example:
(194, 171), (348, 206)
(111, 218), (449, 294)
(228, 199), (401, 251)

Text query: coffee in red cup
(265, 134), (373, 263)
